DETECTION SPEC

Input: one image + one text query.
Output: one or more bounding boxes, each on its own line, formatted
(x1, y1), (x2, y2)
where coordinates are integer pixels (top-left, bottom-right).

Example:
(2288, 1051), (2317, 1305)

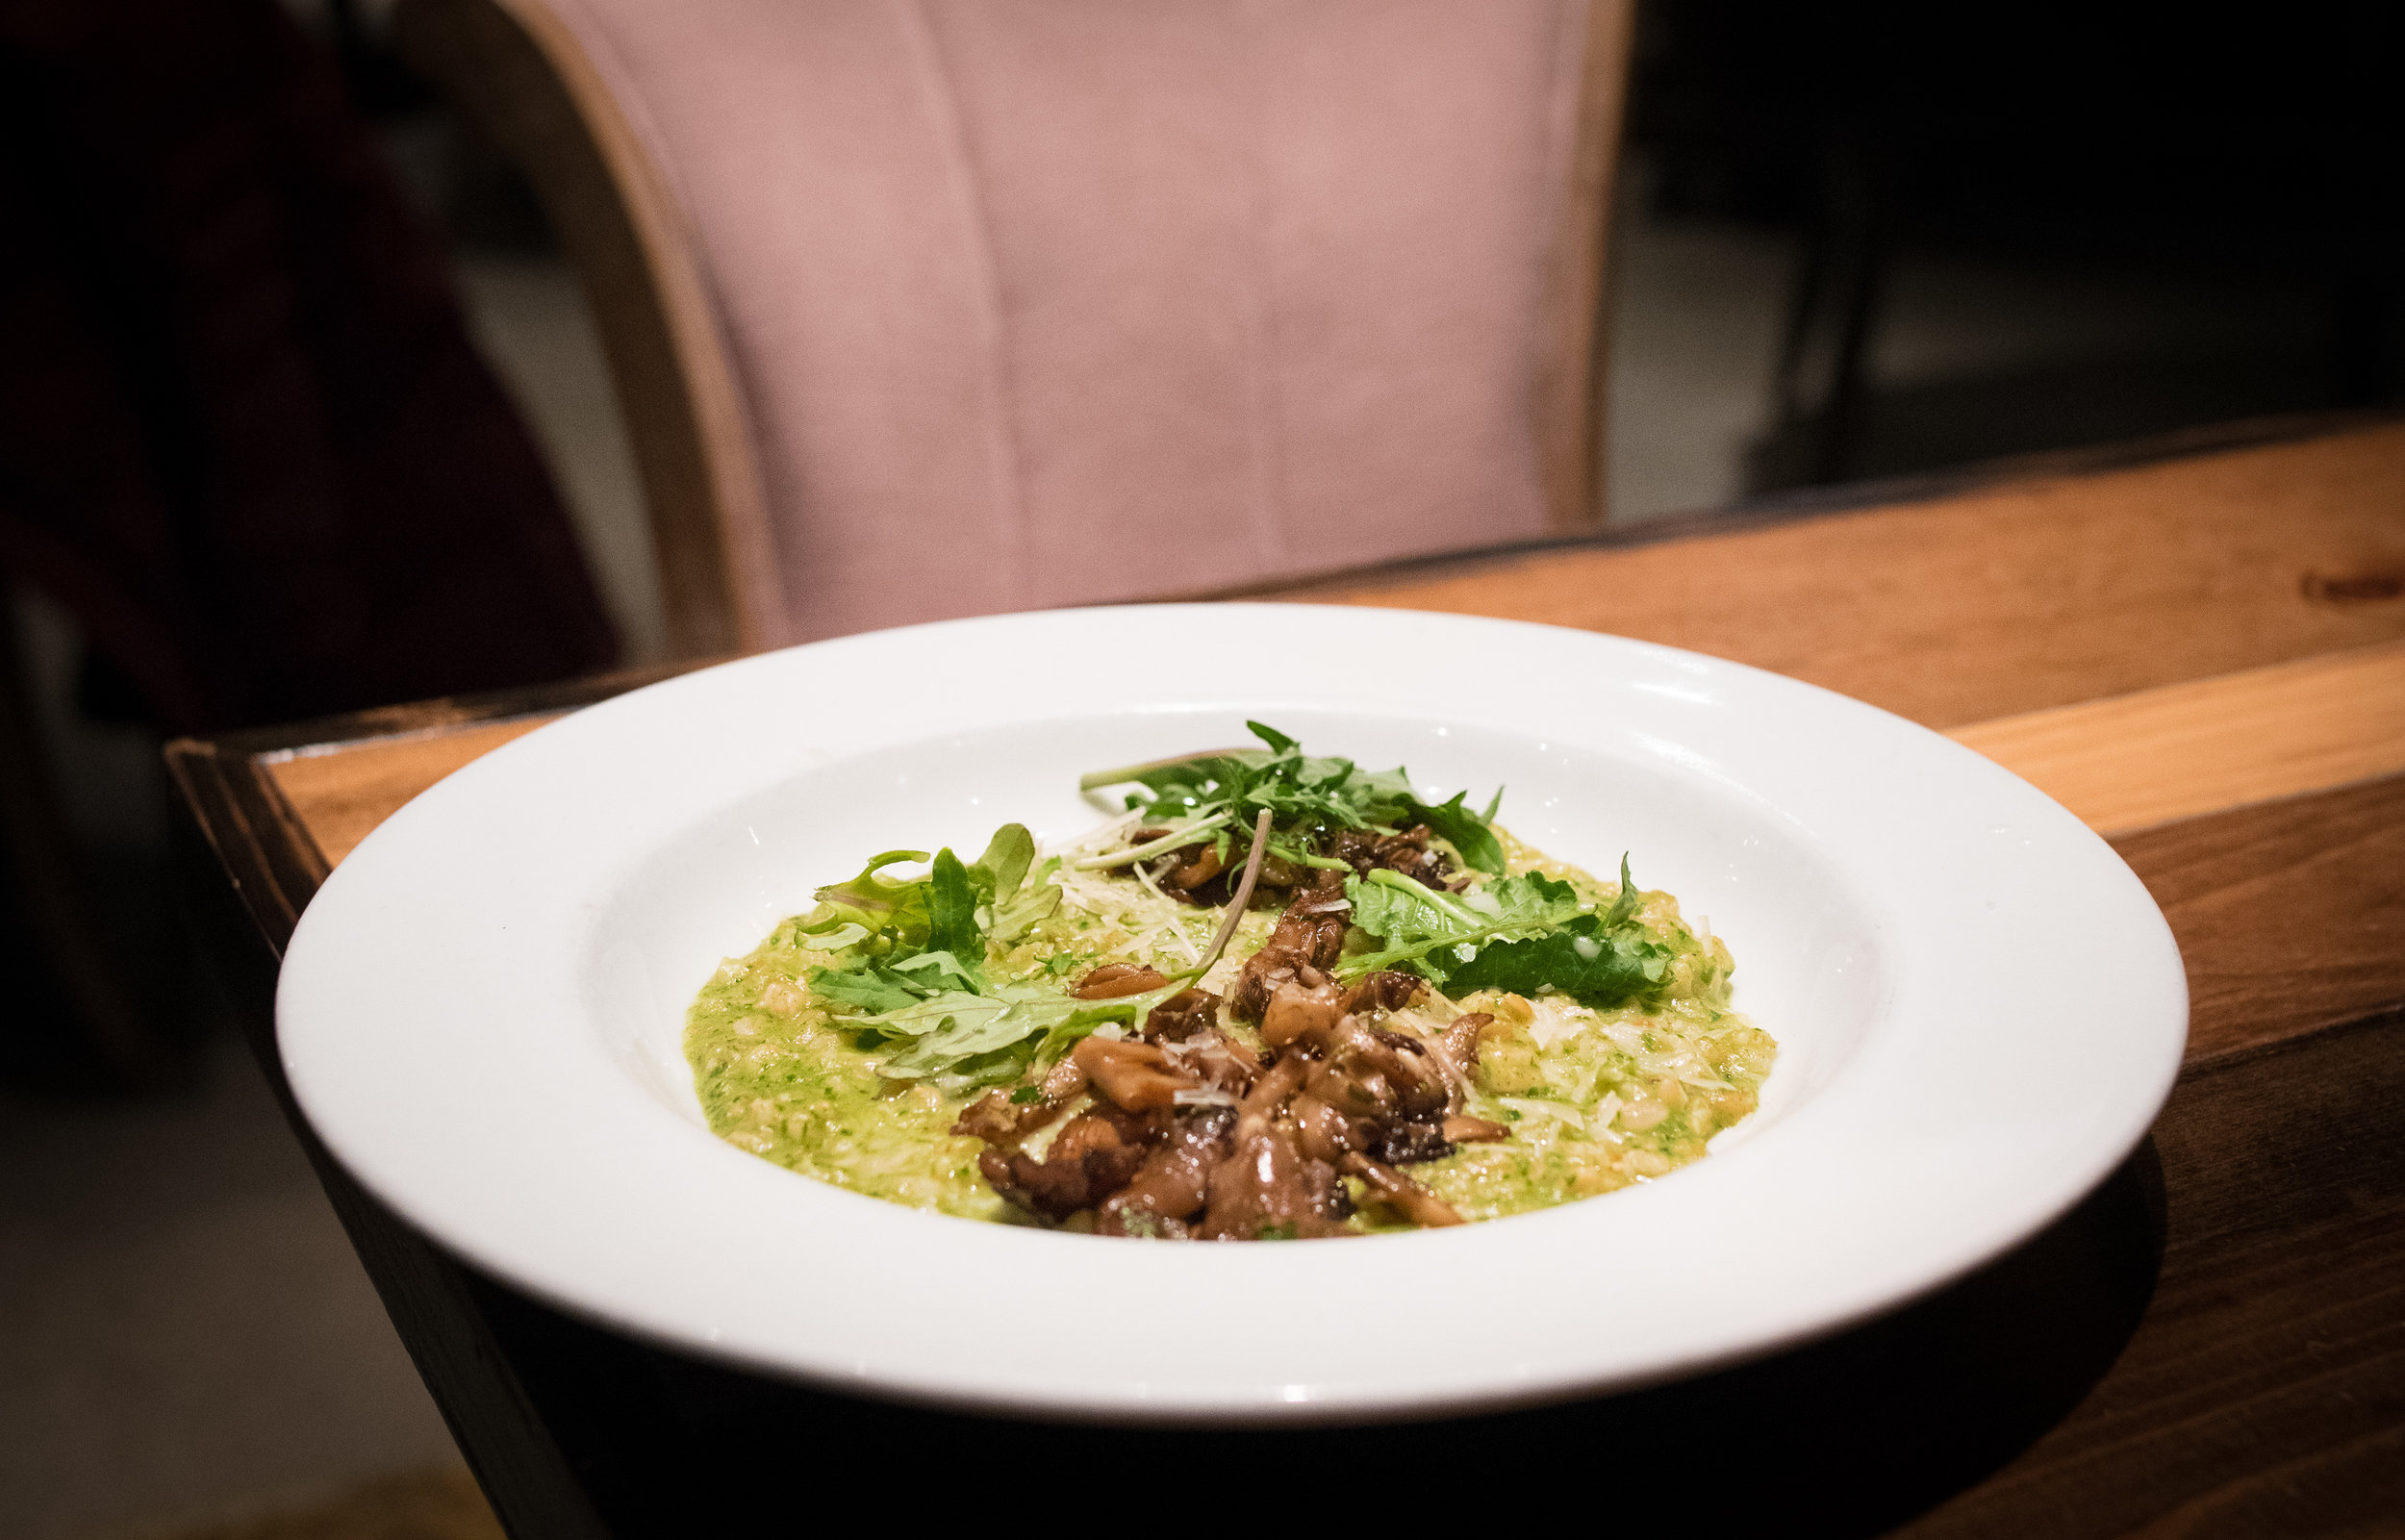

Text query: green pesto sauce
(685, 826), (1776, 1231)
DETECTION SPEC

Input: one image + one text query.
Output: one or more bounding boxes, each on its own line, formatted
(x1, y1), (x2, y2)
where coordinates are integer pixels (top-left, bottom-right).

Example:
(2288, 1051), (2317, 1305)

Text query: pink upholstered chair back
(458, 1), (1631, 651)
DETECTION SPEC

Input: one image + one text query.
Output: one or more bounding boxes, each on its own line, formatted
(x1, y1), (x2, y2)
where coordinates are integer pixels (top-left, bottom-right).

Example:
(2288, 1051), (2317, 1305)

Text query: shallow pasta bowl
(277, 604), (2186, 1423)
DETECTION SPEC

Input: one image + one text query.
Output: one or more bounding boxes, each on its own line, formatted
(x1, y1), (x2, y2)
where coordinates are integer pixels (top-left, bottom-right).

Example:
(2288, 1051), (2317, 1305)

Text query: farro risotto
(684, 724), (1775, 1239)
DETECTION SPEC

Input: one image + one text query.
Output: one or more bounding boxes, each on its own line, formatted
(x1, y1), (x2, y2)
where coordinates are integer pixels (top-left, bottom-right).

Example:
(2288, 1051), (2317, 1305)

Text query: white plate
(278, 604), (2185, 1423)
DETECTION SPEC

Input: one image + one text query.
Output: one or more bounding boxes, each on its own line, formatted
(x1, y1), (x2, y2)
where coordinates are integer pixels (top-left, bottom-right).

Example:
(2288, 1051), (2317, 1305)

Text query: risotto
(685, 724), (1775, 1239)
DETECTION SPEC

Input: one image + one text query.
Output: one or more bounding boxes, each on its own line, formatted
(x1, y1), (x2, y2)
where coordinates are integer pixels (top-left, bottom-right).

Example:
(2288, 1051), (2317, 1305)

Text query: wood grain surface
(1951, 638), (2405, 835)
(265, 718), (562, 871)
(1282, 420), (2405, 727)
(2112, 772), (2405, 1062)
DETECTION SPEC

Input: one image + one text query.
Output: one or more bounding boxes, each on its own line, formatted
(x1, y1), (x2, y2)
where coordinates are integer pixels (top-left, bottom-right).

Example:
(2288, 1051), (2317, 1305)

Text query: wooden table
(168, 418), (2405, 1537)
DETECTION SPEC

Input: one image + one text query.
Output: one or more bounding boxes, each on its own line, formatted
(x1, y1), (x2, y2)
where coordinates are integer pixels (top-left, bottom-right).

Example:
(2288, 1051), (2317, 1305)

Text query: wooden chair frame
(396, 0), (1634, 659)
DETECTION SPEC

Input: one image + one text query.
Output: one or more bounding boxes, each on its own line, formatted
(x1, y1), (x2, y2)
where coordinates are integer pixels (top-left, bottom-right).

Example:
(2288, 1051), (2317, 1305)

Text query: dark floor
(0, 1031), (462, 1540)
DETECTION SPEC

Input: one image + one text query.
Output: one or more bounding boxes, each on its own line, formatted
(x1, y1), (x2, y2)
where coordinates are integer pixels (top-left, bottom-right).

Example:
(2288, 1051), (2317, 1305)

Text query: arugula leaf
(797, 848), (932, 948)
(1441, 916), (1672, 1008)
(1078, 723), (1502, 871)
(1246, 720), (1302, 754)
(967, 824), (1060, 941)
(816, 961), (1060, 1089)
(887, 947), (982, 993)
(808, 966), (924, 1016)
(1081, 721), (1405, 833)
(989, 883), (1060, 944)
(796, 921), (871, 952)
(965, 823), (1033, 905)
(1340, 869), (1587, 982)
(795, 821), (1054, 966)
(1599, 852), (1643, 929)
(800, 825), (1040, 1041)
(868, 978), (1191, 1090)
(926, 848), (982, 973)
(872, 985), (1048, 1048)
(1339, 856), (1672, 1008)
(1405, 789), (1506, 875)
(1345, 763), (1416, 812)
(791, 817), (1188, 1088)
(1431, 855), (1667, 1007)
(1029, 977), (1190, 1064)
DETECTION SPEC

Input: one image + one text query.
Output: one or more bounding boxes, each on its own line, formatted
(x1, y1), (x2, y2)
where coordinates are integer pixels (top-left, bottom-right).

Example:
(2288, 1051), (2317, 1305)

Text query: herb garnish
(796, 814), (1273, 1092)
(797, 824), (1107, 1090)
(1342, 856), (1672, 1008)
(1076, 721), (1506, 874)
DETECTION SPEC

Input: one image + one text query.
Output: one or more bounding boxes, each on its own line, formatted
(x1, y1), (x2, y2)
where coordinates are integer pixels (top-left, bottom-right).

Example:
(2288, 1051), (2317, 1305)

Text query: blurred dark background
(1628, 1), (2403, 493)
(2, 2), (2400, 1535)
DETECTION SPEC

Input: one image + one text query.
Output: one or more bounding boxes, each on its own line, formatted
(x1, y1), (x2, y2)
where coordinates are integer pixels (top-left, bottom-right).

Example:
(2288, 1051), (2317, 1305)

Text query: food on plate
(684, 724), (1774, 1238)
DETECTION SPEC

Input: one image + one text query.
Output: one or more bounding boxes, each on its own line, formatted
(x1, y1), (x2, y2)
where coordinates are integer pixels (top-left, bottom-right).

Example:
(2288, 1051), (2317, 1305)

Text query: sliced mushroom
(1306, 1047), (1394, 1119)
(1439, 1114), (1511, 1144)
(1366, 1028), (1452, 1119)
(1197, 1126), (1350, 1241)
(1340, 1151), (1465, 1227)
(1338, 970), (1427, 1019)
(1162, 845), (1225, 891)
(1255, 852), (1304, 888)
(1228, 878), (1352, 1021)
(1231, 1051), (1311, 1143)
(1437, 1011), (1496, 1074)
(1260, 973), (1344, 1049)
(1074, 963), (1172, 1000)
(1073, 1036), (1204, 1112)
(951, 1054), (1090, 1147)
(1099, 1107), (1237, 1238)
(981, 1105), (1166, 1221)
(1160, 1027), (1258, 1098)
(1141, 987), (1222, 1043)
(1329, 824), (1457, 889)
(1371, 1120), (1455, 1165)
(1289, 1093), (1361, 1164)
(1308, 1017), (1448, 1122)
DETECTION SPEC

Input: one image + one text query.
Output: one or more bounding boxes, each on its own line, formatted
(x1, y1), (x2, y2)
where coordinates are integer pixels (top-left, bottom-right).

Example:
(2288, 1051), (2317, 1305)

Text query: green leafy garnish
(1443, 919), (1671, 1008)
(1079, 721), (1506, 874)
(966, 823), (1059, 941)
(925, 849), (982, 972)
(872, 978), (1190, 1091)
(1341, 869), (1587, 981)
(796, 820), (1177, 1089)
(1341, 855), (1671, 1008)
(1402, 788), (1507, 877)
(810, 964), (926, 1016)
(870, 986), (1066, 1080)
(797, 849), (934, 951)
